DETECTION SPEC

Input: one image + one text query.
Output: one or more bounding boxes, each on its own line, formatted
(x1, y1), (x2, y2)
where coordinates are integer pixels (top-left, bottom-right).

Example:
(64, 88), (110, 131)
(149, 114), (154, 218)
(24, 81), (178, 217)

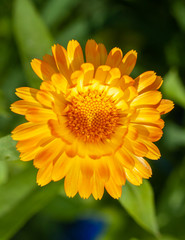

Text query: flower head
(11, 40), (174, 199)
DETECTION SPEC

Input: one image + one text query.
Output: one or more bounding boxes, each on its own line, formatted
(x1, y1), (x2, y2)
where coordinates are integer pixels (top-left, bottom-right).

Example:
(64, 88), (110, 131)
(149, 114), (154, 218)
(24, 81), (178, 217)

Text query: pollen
(66, 90), (120, 143)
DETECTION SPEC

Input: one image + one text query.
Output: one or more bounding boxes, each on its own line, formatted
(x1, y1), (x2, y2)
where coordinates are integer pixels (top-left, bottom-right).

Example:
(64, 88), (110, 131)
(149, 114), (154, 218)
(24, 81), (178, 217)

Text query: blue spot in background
(55, 217), (106, 240)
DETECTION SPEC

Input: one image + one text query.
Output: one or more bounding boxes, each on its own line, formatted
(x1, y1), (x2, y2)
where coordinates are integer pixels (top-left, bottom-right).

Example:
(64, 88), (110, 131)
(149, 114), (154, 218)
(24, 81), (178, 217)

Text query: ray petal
(31, 59), (56, 81)
(52, 44), (72, 82)
(119, 50), (137, 75)
(37, 162), (53, 186)
(67, 40), (84, 71)
(106, 47), (123, 68)
(85, 40), (100, 70)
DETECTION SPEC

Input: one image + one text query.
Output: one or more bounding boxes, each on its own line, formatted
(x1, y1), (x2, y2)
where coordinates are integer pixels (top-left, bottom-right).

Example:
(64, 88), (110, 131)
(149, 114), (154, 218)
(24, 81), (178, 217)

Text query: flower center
(66, 90), (120, 143)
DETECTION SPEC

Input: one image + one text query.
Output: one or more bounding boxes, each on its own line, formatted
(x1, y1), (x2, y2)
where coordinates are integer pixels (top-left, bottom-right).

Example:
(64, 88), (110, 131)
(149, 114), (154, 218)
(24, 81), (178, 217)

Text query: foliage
(0, 0), (185, 239)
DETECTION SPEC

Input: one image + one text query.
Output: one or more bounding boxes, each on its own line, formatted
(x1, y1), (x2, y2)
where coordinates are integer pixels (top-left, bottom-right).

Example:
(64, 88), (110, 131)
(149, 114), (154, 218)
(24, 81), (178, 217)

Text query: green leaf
(158, 158), (185, 232)
(0, 167), (36, 219)
(0, 180), (60, 240)
(162, 68), (185, 109)
(56, 18), (89, 47)
(0, 90), (8, 117)
(172, 0), (185, 32)
(157, 236), (179, 240)
(119, 180), (159, 236)
(0, 161), (8, 185)
(0, 135), (19, 161)
(13, 0), (53, 88)
(163, 121), (185, 150)
(42, 0), (81, 27)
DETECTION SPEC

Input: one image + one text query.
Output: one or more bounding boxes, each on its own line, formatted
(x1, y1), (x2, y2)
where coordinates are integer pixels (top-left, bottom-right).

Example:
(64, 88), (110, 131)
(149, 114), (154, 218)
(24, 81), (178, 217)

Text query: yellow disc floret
(66, 89), (120, 143)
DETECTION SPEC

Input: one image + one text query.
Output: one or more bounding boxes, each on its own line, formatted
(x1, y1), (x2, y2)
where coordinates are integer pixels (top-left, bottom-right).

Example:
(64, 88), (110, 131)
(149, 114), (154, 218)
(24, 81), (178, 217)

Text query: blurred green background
(0, 0), (185, 239)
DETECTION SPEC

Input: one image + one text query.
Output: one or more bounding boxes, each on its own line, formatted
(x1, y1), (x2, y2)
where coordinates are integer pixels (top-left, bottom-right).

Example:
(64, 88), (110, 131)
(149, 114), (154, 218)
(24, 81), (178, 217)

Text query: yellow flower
(11, 40), (174, 199)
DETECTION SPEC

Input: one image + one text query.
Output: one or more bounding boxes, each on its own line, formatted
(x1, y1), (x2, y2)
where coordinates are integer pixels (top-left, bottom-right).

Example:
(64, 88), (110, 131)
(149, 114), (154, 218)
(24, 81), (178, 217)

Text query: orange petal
(64, 160), (81, 197)
(105, 68), (121, 85)
(12, 122), (49, 141)
(67, 40), (84, 71)
(36, 90), (54, 108)
(95, 159), (110, 182)
(131, 108), (160, 123)
(157, 99), (174, 115)
(98, 43), (107, 65)
(131, 91), (162, 107)
(123, 86), (138, 102)
(92, 171), (104, 200)
(34, 138), (64, 168)
(106, 86), (124, 100)
(37, 162), (53, 186)
(139, 119), (164, 129)
(124, 138), (148, 157)
(10, 100), (41, 115)
(133, 157), (152, 179)
(16, 129), (51, 152)
(131, 123), (163, 142)
(52, 153), (72, 181)
(80, 157), (94, 178)
(76, 72), (84, 92)
(17, 139), (37, 152)
(65, 141), (78, 158)
(125, 168), (142, 185)
(48, 119), (74, 144)
(40, 81), (56, 92)
(52, 94), (67, 115)
(154, 119), (165, 129)
(43, 54), (58, 72)
(107, 157), (126, 186)
(107, 126), (127, 150)
(106, 47), (123, 68)
(105, 177), (122, 199)
(86, 142), (108, 159)
(78, 173), (93, 199)
(15, 87), (38, 102)
(116, 148), (135, 169)
(119, 75), (135, 90)
(144, 76), (163, 92)
(115, 99), (128, 111)
(80, 63), (94, 85)
(25, 107), (56, 123)
(70, 70), (82, 86)
(31, 59), (56, 81)
(52, 44), (72, 82)
(85, 40), (100, 70)
(134, 71), (156, 93)
(126, 125), (138, 141)
(51, 73), (68, 93)
(95, 65), (111, 84)
(20, 146), (41, 162)
(119, 50), (137, 75)
(141, 141), (161, 160)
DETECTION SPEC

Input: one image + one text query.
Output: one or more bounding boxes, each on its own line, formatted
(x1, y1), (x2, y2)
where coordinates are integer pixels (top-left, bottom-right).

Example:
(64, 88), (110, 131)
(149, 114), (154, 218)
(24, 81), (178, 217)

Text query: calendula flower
(11, 40), (174, 199)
